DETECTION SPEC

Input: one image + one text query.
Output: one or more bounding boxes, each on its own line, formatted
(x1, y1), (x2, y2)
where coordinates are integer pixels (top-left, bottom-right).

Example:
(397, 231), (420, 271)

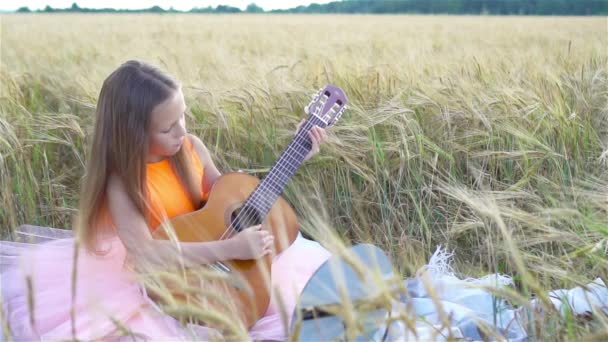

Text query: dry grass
(0, 13), (606, 340)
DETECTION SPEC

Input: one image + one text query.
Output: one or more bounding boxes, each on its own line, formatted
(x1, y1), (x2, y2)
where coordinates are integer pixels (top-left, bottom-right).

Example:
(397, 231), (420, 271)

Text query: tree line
(16, 0), (608, 15)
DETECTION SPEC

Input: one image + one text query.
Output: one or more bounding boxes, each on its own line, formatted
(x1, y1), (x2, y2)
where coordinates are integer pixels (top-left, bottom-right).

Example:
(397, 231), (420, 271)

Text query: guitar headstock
(304, 85), (348, 128)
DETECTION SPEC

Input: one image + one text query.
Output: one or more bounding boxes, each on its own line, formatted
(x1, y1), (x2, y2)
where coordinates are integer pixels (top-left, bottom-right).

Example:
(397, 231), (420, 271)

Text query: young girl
(1, 60), (332, 341)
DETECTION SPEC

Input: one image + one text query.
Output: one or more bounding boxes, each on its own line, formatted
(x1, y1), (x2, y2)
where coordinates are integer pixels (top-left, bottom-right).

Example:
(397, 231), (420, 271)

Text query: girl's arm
(106, 174), (271, 270)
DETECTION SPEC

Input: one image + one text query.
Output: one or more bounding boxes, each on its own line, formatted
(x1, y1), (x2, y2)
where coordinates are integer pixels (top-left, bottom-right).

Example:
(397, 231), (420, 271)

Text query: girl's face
(147, 88), (187, 163)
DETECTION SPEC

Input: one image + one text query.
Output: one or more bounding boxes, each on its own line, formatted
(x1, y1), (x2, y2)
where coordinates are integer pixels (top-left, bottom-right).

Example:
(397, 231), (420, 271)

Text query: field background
(1, 14), (607, 338)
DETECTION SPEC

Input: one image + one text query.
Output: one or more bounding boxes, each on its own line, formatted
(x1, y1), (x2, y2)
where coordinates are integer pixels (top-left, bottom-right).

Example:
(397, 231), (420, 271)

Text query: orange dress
(145, 138), (207, 231)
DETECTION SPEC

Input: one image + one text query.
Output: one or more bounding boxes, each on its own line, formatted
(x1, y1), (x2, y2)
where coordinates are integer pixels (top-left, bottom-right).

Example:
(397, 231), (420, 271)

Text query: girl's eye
(161, 112), (185, 133)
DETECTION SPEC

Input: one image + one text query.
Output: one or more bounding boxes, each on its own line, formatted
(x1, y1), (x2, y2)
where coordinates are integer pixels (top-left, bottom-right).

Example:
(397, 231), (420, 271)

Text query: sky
(3, 0), (336, 11)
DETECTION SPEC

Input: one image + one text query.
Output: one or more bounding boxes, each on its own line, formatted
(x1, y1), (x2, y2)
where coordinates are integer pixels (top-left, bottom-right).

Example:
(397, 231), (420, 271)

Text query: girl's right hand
(228, 225), (274, 260)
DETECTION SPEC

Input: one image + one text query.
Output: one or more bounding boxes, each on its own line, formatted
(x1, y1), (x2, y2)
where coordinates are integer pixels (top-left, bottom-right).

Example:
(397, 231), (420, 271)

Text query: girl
(1, 60), (332, 341)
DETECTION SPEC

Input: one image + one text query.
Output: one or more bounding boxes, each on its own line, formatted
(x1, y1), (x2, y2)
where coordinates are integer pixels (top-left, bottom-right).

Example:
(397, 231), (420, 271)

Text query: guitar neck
(245, 115), (326, 216)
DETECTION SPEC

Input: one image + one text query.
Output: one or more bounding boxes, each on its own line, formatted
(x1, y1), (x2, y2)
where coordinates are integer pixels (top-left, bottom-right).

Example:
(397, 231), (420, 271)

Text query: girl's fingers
(313, 126), (325, 144)
(309, 131), (319, 148)
(313, 127), (321, 141)
(304, 126), (326, 160)
(307, 126), (325, 144)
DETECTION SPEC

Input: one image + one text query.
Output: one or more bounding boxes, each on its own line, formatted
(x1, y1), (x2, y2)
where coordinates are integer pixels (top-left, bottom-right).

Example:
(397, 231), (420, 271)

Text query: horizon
(1, 0), (335, 12)
(3, 0), (605, 15)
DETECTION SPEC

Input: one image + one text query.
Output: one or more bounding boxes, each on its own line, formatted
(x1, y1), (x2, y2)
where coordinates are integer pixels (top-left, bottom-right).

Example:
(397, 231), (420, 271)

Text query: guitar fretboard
(244, 115), (326, 216)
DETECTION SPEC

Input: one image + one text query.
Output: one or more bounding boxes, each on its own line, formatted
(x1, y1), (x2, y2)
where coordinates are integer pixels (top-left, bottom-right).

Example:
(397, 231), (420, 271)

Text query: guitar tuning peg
(304, 105), (309, 113)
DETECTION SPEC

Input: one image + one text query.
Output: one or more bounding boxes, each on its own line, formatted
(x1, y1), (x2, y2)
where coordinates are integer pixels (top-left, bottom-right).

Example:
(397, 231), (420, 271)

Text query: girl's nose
(175, 119), (187, 138)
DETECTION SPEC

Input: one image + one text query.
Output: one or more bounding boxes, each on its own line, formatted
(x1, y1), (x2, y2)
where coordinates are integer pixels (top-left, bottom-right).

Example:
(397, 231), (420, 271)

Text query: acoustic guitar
(151, 85), (348, 329)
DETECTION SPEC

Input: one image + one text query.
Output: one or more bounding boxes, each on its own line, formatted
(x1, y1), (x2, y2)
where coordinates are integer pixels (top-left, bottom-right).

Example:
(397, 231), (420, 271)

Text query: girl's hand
(296, 119), (328, 161)
(228, 225), (274, 260)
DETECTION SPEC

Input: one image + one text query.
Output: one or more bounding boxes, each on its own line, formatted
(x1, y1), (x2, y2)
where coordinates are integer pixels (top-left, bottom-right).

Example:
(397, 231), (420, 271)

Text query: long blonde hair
(76, 60), (202, 253)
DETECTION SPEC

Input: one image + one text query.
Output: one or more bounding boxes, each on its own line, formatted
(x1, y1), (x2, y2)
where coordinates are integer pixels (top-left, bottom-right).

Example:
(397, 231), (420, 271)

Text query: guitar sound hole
(230, 206), (262, 233)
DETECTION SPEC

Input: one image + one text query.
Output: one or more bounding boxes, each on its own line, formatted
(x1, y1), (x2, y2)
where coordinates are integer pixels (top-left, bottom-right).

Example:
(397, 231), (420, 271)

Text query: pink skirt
(1, 226), (331, 341)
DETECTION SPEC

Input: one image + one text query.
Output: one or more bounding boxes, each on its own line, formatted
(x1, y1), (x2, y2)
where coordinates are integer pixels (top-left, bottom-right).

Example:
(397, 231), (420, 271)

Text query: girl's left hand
(296, 119), (327, 161)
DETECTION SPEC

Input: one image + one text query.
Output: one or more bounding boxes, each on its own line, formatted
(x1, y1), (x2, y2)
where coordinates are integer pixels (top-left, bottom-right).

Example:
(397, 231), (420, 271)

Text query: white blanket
(372, 247), (607, 341)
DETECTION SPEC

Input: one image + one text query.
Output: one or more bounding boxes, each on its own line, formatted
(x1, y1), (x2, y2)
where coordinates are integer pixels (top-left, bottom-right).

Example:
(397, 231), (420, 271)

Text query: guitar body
(151, 172), (299, 327)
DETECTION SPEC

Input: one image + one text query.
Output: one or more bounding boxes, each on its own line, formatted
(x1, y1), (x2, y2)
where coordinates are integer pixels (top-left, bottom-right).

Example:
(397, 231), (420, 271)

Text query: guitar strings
(220, 96), (345, 244)
(221, 99), (347, 239)
(218, 100), (338, 240)
(217, 97), (338, 241)
(217, 117), (320, 241)
(216, 104), (323, 240)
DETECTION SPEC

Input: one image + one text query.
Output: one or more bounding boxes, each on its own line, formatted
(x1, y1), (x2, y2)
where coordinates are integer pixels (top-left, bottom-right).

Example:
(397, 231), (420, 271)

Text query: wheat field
(1, 14), (607, 339)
